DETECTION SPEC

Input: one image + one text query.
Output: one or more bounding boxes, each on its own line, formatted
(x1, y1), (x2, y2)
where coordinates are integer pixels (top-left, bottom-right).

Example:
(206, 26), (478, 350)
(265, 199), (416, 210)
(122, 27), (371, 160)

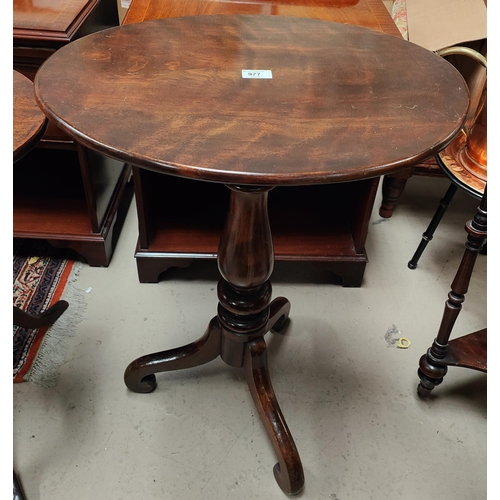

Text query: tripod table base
(124, 296), (304, 495)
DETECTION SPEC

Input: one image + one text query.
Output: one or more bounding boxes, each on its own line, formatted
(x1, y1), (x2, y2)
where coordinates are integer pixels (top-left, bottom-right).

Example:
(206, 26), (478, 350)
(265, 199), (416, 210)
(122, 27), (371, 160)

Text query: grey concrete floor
(13, 176), (487, 499)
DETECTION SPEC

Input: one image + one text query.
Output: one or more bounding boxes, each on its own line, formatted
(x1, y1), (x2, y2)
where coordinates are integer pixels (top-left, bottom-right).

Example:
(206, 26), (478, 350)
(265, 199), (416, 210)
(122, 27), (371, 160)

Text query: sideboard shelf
(13, 0), (132, 266)
(133, 168), (378, 286)
(14, 147), (132, 266)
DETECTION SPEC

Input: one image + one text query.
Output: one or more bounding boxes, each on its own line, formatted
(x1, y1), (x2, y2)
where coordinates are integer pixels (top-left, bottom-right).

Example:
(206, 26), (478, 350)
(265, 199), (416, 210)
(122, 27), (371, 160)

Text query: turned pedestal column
(124, 185), (303, 494)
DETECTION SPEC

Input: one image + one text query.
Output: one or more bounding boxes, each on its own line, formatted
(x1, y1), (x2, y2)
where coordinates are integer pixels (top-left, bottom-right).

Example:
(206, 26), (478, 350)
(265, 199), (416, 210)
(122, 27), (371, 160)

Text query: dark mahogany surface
(123, 0), (401, 37)
(35, 14), (469, 186)
(123, 0), (401, 286)
(13, 0), (99, 41)
(13, 70), (47, 162)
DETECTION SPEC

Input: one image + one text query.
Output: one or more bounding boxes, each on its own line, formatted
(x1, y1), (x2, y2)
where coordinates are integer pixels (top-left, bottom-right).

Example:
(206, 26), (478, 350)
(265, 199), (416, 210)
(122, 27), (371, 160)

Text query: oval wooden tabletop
(14, 70), (47, 162)
(35, 15), (469, 185)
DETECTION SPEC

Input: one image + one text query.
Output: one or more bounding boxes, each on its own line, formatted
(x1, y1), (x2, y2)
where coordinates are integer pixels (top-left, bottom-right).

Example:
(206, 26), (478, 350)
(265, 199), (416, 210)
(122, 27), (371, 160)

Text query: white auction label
(242, 70), (273, 79)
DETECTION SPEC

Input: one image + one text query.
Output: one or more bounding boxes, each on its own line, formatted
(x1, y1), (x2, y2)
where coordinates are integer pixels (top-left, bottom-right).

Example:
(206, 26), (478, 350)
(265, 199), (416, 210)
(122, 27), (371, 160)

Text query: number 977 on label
(242, 70), (273, 79)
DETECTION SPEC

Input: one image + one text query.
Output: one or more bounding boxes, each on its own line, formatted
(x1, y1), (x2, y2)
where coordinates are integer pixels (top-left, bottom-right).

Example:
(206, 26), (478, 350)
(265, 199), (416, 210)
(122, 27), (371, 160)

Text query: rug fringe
(26, 261), (87, 388)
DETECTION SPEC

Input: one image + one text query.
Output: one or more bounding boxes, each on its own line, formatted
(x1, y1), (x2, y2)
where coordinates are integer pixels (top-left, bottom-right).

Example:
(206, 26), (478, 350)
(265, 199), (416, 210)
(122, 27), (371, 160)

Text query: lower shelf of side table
(442, 329), (487, 372)
(14, 147), (133, 267)
(134, 170), (378, 286)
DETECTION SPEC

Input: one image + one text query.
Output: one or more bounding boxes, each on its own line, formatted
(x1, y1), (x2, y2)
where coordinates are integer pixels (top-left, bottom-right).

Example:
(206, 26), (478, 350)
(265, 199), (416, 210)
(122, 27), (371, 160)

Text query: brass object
(436, 47), (487, 197)
(436, 46), (486, 69)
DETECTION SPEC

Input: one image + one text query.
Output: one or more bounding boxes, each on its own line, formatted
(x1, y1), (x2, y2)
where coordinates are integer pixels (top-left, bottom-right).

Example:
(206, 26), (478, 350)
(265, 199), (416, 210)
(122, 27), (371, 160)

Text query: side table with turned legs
(417, 186), (487, 397)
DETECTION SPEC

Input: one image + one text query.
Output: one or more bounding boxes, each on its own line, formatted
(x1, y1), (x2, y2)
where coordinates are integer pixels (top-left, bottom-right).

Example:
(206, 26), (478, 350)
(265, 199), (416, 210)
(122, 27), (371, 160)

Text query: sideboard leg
(379, 168), (413, 218)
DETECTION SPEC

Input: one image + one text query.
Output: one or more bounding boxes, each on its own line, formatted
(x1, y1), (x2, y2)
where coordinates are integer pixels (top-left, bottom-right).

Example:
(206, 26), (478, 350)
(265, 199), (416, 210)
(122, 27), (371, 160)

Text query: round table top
(14, 70), (47, 162)
(35, 15), (469, 186)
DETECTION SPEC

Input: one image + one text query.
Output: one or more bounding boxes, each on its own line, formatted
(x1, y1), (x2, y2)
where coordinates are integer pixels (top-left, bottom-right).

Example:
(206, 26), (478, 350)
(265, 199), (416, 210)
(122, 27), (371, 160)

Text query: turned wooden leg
(13, 301), (69, 329)
(418, 187), (487, 397)
(408, 183), (458, 269)
(244, 338), (304, 495)
(124, 184), (302, 494)
(379, 168), (413, 218)
(216, 185), (303, 493)
(124, 316), (222, 393)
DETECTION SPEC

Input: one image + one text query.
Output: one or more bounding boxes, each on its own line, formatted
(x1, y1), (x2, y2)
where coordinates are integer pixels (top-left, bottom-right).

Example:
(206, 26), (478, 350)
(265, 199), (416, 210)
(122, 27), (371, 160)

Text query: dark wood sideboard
(123, 0), (402, 286)
(13, 0), (133, 266)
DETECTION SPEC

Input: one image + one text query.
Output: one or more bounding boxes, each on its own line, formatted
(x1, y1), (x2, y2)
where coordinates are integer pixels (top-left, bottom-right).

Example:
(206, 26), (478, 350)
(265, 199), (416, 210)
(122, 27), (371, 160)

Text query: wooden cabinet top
(123, 0), (401, 37)
(13, 0), (100, 43)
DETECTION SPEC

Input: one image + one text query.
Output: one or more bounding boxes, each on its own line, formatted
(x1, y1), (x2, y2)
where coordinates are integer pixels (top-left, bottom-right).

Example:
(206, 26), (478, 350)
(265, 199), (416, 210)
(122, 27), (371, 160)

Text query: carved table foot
(417, 344), (448, 398)
(267, 297), (291, 333)
(13, 470), (26, 500)
(244, 337), (304, 495)
(124, 316), (222, 393)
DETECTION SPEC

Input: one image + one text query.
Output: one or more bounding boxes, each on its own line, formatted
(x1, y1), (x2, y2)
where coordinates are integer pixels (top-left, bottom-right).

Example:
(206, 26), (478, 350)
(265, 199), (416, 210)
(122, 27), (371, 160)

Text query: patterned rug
(13, 239), (86, 387)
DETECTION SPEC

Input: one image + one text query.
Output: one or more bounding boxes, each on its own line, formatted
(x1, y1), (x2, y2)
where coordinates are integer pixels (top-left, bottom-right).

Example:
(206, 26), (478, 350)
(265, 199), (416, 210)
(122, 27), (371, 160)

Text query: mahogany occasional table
(34, 15), (469, 494)
(122, 0), (402, 286)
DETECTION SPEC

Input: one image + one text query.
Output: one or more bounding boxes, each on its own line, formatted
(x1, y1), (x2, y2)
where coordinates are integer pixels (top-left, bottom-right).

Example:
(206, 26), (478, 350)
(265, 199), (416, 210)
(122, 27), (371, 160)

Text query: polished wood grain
(35, 15), (468, 186)
(13, 70), (47, 162)
(125, 183), (304, 493)
(407, 53), (486, 268)
(124, 0), (401, 37)
(441, 329), (487, 372)
(124, 0), (400, 286)
(244, 337), (304, 495)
